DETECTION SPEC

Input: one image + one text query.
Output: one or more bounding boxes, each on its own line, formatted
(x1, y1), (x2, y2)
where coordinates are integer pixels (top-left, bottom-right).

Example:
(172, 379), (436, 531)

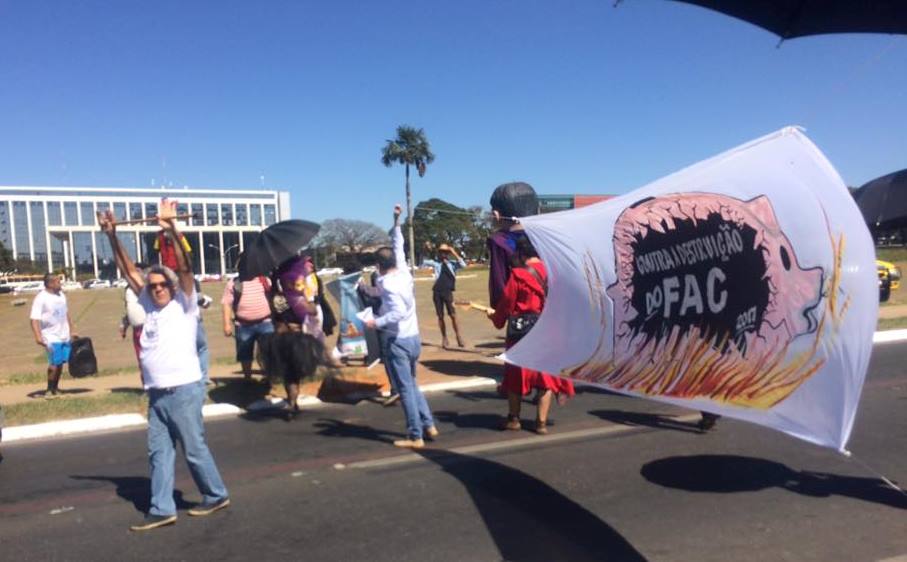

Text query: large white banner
(507, 127), (877, 452)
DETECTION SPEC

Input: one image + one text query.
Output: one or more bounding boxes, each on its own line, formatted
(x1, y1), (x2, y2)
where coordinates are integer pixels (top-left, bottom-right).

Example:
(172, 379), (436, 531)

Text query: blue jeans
(376, 330), (398, 395)
(234, 320), (274, 362)
(383, 334), (433, 440)
(147, 381), (228, 517)
(196, 319), (209, 383)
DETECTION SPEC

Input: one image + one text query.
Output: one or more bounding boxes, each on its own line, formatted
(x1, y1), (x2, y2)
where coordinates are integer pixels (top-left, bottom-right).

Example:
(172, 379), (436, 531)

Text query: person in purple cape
(487, 181), (540, 309)
(278, 255), (322, 340)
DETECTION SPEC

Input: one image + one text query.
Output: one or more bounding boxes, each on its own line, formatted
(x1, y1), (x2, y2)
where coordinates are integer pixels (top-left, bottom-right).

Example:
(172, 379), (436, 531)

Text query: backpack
(69, 337), (98, 377)
(232, 276), (271, 317)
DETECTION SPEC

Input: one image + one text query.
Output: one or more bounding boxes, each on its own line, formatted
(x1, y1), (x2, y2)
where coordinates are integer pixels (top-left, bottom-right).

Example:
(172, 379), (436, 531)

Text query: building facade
(538, 194), (614, 214)
(0, 186), (291, 279)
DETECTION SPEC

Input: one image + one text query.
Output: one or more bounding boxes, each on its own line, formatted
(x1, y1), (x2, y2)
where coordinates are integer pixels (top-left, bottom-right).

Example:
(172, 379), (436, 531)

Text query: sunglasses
(148, 281), (171, 290)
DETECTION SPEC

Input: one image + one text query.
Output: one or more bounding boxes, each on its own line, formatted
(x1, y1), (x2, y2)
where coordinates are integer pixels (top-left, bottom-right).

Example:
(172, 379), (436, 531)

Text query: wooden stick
(454, 300), (495, 314)
(97, 213), (196, 227)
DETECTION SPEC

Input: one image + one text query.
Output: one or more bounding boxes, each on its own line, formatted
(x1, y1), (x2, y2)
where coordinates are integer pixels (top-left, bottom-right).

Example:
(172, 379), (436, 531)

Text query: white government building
(0, 186), (291, 279)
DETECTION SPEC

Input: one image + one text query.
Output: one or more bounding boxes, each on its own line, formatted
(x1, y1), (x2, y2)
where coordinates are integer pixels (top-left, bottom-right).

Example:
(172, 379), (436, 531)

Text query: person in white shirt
(99, 199), (229, 532)
(30, 273), (76, 399)
(363, 205), (438, 449)
(119, 263), (148, 369)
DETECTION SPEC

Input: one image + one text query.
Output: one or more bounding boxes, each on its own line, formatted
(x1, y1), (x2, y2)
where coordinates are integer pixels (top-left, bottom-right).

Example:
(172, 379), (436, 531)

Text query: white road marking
(348, 414), (703, 470)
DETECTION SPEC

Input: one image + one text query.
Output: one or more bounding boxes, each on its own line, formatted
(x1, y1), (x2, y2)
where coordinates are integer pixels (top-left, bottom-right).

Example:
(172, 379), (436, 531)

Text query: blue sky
(1, 1), (904, 227)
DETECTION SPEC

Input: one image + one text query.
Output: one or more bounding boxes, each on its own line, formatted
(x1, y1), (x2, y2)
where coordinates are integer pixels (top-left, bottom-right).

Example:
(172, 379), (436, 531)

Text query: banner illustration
(504, 127), (877, 451)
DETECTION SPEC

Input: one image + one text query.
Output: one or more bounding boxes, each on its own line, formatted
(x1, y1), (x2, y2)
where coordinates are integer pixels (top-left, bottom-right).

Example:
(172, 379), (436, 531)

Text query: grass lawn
(877, 317), (907, 331)
(0, 269), (498, 384)
(0, 282), (240, 384)
(2, 263), (903, 426)
(3, 390), (148, 426)
(2, 263), (903, 384)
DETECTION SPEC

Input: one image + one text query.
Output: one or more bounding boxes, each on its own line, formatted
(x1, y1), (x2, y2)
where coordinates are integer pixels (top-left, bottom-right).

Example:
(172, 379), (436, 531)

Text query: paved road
(1, 344), (905, 561)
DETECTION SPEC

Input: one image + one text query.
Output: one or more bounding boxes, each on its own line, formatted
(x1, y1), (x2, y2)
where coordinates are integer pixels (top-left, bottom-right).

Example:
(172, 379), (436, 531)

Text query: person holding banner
(363, 205), (438, 448)
(488, 235), (574, 434)
(486, 181), (539, 309)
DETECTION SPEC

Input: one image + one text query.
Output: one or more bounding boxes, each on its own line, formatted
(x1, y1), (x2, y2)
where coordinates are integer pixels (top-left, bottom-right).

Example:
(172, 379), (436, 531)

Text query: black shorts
(433, 290), (455, 317)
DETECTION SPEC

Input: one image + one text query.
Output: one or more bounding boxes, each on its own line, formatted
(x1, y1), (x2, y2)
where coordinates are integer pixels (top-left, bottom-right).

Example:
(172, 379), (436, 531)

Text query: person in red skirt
(488, 235), (574, 434)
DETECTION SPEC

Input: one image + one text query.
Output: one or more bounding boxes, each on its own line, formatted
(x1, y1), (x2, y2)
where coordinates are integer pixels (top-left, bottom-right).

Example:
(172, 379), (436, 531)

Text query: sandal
(502, 414), (521, 431)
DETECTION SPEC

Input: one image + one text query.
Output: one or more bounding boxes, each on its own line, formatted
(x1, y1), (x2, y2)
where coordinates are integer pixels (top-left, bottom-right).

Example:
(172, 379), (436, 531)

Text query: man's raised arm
(158, 199), (195, 295)
(391, 204), (407, 272)
(98, 210), (144, 295)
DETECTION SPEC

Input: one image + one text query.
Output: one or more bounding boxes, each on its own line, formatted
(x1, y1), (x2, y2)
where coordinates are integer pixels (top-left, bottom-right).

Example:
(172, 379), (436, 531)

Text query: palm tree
(381, 125), (435, 271)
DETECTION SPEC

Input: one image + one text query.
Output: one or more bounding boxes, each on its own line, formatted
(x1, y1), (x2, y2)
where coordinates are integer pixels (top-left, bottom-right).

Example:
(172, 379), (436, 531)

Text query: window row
(0, 200), (277, 229)
(10, 229), (261, 277)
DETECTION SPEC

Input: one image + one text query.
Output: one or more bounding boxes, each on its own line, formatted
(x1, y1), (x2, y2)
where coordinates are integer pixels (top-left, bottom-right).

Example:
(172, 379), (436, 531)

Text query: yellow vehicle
(877, 259), (901, 302)
(877, 259), (901, 289)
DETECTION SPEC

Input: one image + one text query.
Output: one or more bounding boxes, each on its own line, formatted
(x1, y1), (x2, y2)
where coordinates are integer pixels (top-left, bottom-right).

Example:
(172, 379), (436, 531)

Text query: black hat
(490, 182), (538, 218)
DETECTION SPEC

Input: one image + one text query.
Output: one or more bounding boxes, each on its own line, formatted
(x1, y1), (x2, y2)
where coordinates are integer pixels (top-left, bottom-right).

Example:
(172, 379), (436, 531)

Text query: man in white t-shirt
(99, 199), (229, 532)
(30, 273), (75, 399)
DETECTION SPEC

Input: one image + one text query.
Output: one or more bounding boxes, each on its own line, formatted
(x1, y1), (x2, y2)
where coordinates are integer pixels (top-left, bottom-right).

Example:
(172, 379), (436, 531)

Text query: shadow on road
(434, 410), (504, 432)
(448, 389), (504, 402)
(26, 388), (92, 399)
(108, 387), (144, 395)
(69, 475), (193, 513)
(416, 448), (646, 562)
(312, 418), (404, 444)
(574, 384), (623, 397)
(472, 340), (506, 350)
(420, 359), (501, 379)
(641, 455), (907, 510)
(589, 410), (702, 434)
(208, 378), (271, 409)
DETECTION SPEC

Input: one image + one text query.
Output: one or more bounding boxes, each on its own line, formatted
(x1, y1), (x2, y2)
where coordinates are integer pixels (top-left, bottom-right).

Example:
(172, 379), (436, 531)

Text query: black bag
(507, 313), (540, 343)
(69, 337), (98, 377)
(505, 264), (547, 343)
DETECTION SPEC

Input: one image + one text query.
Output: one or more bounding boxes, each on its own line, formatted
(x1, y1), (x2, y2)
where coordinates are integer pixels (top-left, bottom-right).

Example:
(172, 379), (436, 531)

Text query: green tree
(381, 125), (435, 271)
(413, 199), (490, 263)
(0, 240), (13, 271)
(465, 205), (494, 260)
(311, 218), (389, 266)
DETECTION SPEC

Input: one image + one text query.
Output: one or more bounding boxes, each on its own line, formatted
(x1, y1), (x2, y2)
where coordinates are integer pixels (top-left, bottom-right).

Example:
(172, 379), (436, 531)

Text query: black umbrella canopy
(854, 169), (907, 233)
(671, 1), (907, 39)
(237, 220), (320, 280)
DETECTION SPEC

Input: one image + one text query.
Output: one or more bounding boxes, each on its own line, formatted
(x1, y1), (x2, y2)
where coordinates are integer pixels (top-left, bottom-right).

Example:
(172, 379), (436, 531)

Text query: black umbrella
(670, 1), (907, 39)
(854, 169), (907, 233)
(237, 220), (320, 280)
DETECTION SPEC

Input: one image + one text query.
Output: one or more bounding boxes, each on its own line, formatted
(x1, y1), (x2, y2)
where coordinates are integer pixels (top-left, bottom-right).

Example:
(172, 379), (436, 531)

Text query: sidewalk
(878, 304), (907, 319)
(0, 339), (503, 409)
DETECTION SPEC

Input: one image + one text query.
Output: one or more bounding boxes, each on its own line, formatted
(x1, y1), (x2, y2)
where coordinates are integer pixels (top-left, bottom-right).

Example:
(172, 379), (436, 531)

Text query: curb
(2, 377), (498, 444)
(872, 329), (907, 344)
(4, 414), (147, 443)
(5, 327), (907, 444)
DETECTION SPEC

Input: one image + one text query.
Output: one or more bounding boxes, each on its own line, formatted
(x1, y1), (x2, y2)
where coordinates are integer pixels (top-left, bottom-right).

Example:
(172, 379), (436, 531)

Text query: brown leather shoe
(535, 419), (548, 435)
(502, 415), (521, 431)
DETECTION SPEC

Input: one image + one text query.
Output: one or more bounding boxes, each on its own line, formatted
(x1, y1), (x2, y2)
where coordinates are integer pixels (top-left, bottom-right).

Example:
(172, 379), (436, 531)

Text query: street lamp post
(208, 243), (240, 276)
